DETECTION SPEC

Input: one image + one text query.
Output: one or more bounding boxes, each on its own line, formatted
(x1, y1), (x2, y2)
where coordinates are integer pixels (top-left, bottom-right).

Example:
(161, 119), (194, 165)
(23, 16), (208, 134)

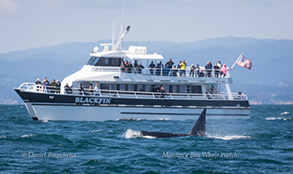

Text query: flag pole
(230, 53), (243, 71)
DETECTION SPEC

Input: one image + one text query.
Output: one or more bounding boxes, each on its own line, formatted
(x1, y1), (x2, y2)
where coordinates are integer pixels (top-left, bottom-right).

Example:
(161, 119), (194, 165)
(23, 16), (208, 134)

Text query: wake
(207, 134), (251, 140)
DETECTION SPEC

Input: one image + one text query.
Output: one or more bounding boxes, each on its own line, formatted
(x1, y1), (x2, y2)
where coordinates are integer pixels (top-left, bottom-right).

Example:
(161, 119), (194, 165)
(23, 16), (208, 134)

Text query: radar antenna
(112, 25), (130, 51)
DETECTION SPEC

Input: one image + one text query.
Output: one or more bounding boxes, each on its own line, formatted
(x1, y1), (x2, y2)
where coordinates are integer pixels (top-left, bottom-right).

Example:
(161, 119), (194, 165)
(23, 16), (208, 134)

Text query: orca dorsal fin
(188, 109), (206, 136)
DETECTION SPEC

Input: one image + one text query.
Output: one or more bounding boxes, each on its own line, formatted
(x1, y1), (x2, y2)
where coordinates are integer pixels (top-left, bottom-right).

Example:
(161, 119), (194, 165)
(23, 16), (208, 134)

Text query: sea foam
(208, 134), (251, 140)
(123, 129), (142, 139)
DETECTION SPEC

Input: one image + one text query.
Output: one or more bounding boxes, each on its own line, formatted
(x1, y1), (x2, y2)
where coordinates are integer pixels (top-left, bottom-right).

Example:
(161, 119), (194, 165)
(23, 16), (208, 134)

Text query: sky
(0, 0), (292, 53)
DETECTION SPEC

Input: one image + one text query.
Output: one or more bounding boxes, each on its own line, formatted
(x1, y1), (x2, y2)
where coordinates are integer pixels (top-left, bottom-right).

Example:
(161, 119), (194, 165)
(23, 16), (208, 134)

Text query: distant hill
(0, 37), (292, 104)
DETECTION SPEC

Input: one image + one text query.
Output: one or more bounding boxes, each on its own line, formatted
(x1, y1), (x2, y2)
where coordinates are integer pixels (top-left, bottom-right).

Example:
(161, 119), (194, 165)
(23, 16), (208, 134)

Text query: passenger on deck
(238, 91), (244, 100)
(165, 59), (174, 69)
(172, 66), (178, 76)
(217, 60), (223, 76)
(198, 65), (205, 77)
(49, 79), (56, 93)
(56, 80), (61, 93)
(177, 61), (182, 69)
(155, 62), (162, 76)
(137, 63), (144, 74)
(124, 60), (128, 73)
(177, 61), (182, 75)
(149, 61), (156, 75)
(64, 83), (72, 94)
(94, 84), (100, 95)
(214, 63), (220, 77)
(88, 84), (94, 95)
(134, 60), (138, 73)
(195, 64), (200, 77)
(180, 60), (187, 76)
(160, 86), (166, 98)
(205, 61), (213, 77)
(217, 60), (222, 68)
(190, 64), (195, 77)
(205, 91), (212, 99)
(42, 77), (50, 91)
(120, 60), (125, 72)
(163, 65), (169, 76)
(78, 84), (84, 95)
(35, 78), (41, 85)
(221, 63), (229, 77)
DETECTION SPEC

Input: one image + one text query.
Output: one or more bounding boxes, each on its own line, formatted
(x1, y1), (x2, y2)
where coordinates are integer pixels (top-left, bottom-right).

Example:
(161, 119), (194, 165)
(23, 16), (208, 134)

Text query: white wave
(20, 134), (34, 138)
(281, 112), (290, 115)
(116, 118), (145, 121)
(265, 117), (289, 120)
(0, 135), (7, 139)
(123, 129), (142, 139)
(208, 134), (251, 140)
(90, 130), (101, 133)
(152, 118), (170, 121)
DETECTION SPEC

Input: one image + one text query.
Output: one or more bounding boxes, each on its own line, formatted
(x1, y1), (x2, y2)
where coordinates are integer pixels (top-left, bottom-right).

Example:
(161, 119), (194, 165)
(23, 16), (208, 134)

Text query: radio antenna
(119, 0), (126, 51)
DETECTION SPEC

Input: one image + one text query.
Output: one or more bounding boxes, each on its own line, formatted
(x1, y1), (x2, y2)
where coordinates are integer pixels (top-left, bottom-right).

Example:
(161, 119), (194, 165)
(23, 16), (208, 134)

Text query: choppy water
(0, 105), (292, 173)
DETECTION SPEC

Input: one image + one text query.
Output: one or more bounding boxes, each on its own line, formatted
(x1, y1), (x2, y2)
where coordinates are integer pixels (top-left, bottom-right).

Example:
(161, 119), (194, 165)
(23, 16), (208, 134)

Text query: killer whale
(140, 109), (206, 138)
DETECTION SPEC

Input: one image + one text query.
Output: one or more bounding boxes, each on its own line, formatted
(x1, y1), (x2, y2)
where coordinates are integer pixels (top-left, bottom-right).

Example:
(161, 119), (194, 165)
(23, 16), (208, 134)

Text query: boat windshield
(87, 57), (122, 67)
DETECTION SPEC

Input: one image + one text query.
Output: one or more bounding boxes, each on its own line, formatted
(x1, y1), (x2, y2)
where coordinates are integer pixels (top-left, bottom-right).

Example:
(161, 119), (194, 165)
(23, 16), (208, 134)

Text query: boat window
(110, 84), (116, 90)
(87, 57), (122, 66)
(164, 85), (169, 92)
(146, 85), (152, 92)
(100, 83), (109, 90)
(180, 85), (186, 93)
(137, 84), (145, 92)
(120, 84), (126, 91)
(87, 57), (99, 65)
(134, 84), (138, 91)
(191, 86), (202, 94)
(176, 85), (180, 93)
(169, 85), (173, 93)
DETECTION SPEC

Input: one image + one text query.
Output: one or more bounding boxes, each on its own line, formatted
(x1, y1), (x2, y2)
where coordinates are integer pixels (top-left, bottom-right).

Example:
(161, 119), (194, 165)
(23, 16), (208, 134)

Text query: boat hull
(15, 89), (251, 121)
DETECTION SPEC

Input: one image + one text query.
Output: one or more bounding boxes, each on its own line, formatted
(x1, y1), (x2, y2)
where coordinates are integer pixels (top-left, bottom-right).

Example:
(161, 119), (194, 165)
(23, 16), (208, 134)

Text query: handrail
(91, 66), (230, 78)
(17, 82), (248, 101)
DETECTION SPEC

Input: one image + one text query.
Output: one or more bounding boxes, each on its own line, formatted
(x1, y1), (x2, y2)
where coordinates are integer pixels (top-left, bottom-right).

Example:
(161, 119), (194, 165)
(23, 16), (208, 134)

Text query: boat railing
(18, 83), (49, 93)
(91, 66), (230, 78)
(18, 83), (247, 101)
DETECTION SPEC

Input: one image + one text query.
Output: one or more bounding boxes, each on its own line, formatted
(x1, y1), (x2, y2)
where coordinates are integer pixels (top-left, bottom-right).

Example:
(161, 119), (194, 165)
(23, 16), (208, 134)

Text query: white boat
(14, 26), (250, 121)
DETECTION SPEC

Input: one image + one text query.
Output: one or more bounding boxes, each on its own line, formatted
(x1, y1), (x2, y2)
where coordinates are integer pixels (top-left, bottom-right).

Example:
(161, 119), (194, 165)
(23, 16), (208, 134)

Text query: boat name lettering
(75, 97), (111, 104)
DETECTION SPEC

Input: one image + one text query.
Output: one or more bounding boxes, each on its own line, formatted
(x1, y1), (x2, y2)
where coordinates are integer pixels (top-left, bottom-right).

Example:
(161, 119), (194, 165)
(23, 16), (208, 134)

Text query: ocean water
(0, 105), (292, 174)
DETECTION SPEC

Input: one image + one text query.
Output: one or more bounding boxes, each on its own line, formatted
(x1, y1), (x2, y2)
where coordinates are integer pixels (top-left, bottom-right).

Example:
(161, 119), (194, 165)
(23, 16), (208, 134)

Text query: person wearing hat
(35, 78), (41, 84)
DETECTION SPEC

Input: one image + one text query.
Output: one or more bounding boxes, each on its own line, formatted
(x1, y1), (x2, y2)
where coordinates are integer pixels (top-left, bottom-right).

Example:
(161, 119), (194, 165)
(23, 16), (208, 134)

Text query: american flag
(237, 55), (252, 70)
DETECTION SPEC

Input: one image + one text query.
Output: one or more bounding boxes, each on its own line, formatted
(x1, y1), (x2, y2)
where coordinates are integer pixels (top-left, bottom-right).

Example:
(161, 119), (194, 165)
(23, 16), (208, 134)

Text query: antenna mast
(112, 26), (130, 51)
(119, 0), (126, 50)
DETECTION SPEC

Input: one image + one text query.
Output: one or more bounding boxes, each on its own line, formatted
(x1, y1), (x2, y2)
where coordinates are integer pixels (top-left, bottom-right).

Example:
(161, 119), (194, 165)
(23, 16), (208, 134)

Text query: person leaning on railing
(190, 64), (195, 77)
(94, 83), (100, 96)
(205, 61), (213, 77)
(49, 79), (56, 93)
(42, 77), (50, 92)
(35, 78), (41, 91)
(56, 80), (61, 93)
(172, 65), (178, 76)
(214, 63), (220, 77)
(149, 61), (156, 75)
(137, 63), (144, 74)
(64, 83), (72, 94)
